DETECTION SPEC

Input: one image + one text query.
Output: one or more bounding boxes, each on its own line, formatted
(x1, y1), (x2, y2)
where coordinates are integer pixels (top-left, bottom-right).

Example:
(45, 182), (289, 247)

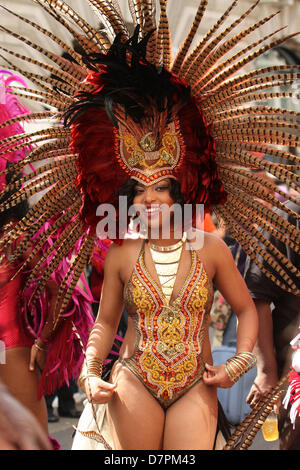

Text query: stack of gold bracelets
(78, 358), (103, 390)
(225, 352), (257, 384)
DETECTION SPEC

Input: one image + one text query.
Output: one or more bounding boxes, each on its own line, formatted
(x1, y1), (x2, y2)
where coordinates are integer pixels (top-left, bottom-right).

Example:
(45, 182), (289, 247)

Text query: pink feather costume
(0, 71), (94, 398)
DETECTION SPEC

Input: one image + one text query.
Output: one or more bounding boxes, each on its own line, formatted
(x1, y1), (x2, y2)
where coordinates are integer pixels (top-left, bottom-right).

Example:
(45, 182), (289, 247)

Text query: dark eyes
(135, 185), (169, 194)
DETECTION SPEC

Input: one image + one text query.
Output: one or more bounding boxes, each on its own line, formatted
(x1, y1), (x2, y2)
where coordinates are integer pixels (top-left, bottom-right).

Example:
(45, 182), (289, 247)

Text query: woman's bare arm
(203, 236), (258, 388)
(212, 238), (258, 354)
(86, 243), (124, 360)
(83, 243), (125, 403)
(246, 299), (280, 411)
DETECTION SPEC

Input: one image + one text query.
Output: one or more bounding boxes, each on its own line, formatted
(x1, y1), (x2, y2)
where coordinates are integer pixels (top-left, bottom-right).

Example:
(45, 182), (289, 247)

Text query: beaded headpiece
(116, 119), (183, 184)
(64, 30), (225, 230)
(0, 0), (299, 325)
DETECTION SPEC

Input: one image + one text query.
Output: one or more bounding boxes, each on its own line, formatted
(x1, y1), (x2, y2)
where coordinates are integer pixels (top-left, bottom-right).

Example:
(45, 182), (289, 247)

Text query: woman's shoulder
(188, 228), (228, 250)
(105, 238), (143, 264)
(203, 231), (228, 249)
(189, 229), (232, 260)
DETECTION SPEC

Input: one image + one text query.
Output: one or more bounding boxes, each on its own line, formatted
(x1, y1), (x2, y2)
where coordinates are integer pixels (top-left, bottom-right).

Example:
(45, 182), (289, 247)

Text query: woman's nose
(143, 188), (156, 204)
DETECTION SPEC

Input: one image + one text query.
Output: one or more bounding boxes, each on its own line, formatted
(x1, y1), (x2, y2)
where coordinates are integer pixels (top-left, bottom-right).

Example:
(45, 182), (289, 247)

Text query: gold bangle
(87, 358), (103, 378)
(78, 374), (88, 390)
(228, 358), (246, 377)
(34, 339), (47, 352)
(78, 358), (103, 390)
(225, 362), (241, 383)
(225, 352), (256, 383)
(78, 362), (88, 390)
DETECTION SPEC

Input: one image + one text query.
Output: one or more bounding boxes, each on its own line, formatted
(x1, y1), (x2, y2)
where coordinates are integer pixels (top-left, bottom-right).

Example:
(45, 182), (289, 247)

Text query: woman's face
(132, 178), (176, 235)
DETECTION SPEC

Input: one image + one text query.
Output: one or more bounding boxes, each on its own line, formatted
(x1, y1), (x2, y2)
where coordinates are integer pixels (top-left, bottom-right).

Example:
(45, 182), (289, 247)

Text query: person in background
(45, 380), (82, 422)
(0, 378), (52, 450)
(0, 71), (94, 447)
(245, 195), (300, 450)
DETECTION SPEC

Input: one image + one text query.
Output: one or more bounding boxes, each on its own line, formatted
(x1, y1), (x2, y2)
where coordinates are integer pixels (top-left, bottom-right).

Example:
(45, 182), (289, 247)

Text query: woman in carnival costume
(0, 0), (299, 450)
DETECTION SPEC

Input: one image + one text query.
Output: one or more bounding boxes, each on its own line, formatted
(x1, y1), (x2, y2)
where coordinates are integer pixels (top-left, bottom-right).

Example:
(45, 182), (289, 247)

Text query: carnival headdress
(0, 0), (299, 327)
(64, 26), (226, 231)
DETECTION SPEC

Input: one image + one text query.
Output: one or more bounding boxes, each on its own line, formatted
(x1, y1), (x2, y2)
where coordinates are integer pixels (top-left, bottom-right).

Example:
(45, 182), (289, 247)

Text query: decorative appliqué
(127, 251), (211, 405)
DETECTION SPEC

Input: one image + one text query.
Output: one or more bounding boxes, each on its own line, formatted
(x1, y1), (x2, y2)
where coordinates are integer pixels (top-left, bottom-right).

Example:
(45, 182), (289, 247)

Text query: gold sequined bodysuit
(121, 241), (214, 409)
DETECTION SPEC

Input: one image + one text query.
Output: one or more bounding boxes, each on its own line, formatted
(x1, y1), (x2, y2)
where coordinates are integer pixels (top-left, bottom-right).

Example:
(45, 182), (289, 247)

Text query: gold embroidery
(124, 251), (212, 404)
(139, 132), (156, 152)
(118, 121), (181, 173)
(122, 129), (178, 169)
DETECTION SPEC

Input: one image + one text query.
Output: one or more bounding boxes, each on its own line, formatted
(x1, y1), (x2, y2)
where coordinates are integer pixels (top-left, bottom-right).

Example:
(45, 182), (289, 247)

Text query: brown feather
(224, 374), (289, 450)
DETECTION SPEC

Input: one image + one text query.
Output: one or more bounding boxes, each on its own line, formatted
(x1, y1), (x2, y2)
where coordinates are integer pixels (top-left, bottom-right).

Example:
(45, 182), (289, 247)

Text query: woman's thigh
(107, 362), (165, 450)
(0, 347), (48, 431)
(163, 381), (218, 450)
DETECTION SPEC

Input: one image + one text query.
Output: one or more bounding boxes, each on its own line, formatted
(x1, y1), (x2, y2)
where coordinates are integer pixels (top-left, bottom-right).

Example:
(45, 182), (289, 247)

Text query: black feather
(64, 26), (191, 128)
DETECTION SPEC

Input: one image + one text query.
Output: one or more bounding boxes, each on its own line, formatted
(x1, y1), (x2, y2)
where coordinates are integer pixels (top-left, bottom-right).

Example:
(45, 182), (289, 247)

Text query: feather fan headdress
(0, 0), (299, 329)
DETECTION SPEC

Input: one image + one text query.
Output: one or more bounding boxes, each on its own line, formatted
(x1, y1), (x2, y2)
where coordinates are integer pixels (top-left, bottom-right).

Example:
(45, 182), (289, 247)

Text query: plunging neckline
(140, 241), (197, 307)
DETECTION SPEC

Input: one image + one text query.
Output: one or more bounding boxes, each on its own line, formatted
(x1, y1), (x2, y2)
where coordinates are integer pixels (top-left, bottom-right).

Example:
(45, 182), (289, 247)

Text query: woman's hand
(84, 377), (117, 404)
(29, 340), (47, 372)
(203, 363), (234, 388)
(246, 371), (280, 413)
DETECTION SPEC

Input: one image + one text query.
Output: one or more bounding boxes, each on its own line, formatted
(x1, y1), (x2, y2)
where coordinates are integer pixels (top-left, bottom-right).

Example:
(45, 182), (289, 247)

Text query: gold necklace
(149, 237), (186, 303)
(150, 233), (186, 252)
